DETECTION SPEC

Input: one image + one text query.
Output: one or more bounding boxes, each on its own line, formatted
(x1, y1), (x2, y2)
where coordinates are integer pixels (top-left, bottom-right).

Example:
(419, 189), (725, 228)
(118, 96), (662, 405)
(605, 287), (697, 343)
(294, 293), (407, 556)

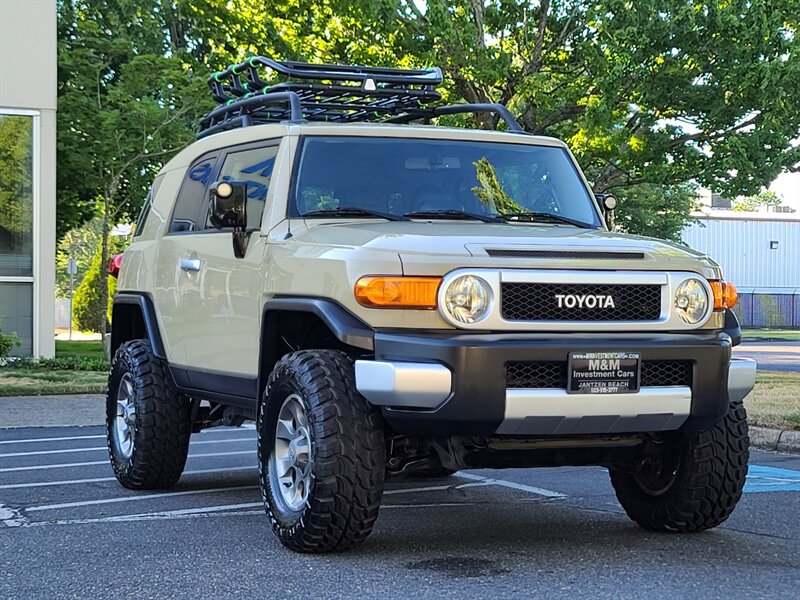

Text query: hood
(292, 220), (721, 277)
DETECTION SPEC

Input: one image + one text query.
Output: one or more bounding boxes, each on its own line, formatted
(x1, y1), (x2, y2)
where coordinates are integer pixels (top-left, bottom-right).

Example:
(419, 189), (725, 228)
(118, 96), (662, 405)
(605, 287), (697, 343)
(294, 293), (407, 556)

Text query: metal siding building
(681, 213), (800, 327)
(682, 213), (800, 287)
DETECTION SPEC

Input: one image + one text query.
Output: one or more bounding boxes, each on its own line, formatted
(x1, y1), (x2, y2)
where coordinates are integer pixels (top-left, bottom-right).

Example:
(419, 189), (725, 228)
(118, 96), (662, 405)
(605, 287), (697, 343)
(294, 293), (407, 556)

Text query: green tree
(613, 184), (700, 242)
(307, 1), (800, 224)
(58, 0), (211, 331)
(56, 219), (103, 299)
(56, 0), (800, 249)
(73, 240), (119, 333)
(732, 189), (783, 212)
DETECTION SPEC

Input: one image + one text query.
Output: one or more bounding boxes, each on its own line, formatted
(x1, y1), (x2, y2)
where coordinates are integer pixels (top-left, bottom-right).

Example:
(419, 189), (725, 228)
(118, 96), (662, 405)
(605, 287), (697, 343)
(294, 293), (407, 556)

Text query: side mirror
(210, 181), (249, 258)
(595, 193), (617, 229)
(210, 181), (247, 229)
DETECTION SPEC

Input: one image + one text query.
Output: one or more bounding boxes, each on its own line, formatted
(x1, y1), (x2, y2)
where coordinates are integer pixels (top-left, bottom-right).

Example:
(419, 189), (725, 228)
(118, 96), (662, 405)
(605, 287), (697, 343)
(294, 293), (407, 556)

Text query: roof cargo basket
(198, 57), (524, 139)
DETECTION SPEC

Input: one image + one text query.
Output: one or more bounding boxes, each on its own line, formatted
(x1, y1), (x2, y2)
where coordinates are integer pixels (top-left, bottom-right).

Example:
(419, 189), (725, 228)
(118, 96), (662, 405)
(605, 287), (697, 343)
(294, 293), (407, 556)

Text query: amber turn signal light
(355, 276), (442, 309)
(709, 280), (738, 310)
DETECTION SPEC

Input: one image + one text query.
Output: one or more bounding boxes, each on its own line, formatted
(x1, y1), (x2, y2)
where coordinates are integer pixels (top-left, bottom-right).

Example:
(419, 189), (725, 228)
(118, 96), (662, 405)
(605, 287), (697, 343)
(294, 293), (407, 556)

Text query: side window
(169, 154), (217, 233)
(205, 145), (279, 230)
(133, 188), (152, 237)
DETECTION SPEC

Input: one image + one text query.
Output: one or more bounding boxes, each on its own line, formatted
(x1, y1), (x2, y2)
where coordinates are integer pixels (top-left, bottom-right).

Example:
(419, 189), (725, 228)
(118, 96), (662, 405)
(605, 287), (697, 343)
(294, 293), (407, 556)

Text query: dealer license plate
(567, 351), (641, 394)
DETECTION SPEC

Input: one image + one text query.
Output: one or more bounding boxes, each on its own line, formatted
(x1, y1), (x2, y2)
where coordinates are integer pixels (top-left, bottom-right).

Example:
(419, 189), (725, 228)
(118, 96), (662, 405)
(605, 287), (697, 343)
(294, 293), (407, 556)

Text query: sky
(769, 172), (800, 210)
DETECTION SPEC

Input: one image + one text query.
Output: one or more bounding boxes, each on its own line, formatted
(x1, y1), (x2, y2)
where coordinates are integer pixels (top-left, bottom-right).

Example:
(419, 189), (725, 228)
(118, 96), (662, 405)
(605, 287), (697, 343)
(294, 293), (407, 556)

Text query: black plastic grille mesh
(501, 283), (661, 321)
(640, 360), (692, 387)
(506, 360), (691, 389)
(506, 361), (568, 389)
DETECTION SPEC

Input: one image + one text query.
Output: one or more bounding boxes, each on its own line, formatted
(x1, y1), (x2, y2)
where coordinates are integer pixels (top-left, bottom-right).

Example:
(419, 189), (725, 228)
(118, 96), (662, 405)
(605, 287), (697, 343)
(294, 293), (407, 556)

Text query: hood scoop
(484, 249), (645, 260)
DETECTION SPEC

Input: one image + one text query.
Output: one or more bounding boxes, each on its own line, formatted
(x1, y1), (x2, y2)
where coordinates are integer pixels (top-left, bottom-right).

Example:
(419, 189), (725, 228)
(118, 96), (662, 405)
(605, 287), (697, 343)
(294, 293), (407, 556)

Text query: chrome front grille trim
(436, 269), (714, 332)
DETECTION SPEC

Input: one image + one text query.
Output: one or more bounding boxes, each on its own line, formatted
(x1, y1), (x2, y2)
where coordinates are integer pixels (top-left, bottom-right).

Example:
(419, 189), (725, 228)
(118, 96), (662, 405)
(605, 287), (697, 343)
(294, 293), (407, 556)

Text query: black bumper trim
(373, 331), (732, 436)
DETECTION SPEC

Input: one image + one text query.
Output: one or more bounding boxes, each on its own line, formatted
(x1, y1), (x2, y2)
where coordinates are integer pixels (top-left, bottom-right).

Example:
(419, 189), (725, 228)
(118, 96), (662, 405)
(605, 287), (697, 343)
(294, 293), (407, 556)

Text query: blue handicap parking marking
(744, 465), (800, 493)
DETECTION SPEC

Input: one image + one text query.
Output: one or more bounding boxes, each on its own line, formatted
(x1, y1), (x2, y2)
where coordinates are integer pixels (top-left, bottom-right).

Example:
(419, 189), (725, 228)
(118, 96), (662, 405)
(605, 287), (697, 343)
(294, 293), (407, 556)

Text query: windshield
(291, 136), (601, 227)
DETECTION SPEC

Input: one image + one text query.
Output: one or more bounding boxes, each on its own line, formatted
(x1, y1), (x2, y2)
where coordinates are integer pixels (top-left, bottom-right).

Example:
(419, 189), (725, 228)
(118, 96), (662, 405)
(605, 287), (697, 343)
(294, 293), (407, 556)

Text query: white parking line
(26, 485), (259, 512)
(0, 450), (255, 473)
(0, 460), (110, 473)
(0, 447), (109, 458)
(0, 465), (258, 490)
(0, 434), (107, 445)
(0, 437), (254, 459)
(455, 472), (565, 498)
(200, 424), (256, 432)
(384, 481), (494, 495)
(22, 500), (484, 527)
(29, 502), (265, 526)
(0, 427), (255, 447)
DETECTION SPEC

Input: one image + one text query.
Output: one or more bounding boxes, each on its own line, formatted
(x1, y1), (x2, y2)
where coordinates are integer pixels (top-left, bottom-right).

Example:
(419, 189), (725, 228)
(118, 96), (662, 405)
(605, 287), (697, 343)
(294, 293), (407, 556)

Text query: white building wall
(682, 215), (800, 289)
(0, 0), (57, 357)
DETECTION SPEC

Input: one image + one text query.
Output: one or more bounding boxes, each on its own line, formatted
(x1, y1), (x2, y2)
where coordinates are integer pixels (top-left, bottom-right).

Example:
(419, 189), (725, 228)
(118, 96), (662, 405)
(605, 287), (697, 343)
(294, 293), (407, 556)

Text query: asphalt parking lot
(2, 424), (799, 599)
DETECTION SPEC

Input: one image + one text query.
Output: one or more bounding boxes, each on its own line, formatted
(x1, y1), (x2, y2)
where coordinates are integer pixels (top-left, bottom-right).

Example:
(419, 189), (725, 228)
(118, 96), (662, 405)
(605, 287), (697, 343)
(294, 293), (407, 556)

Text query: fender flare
(111, 293), (167, 359)
(262, 297), (374, 351)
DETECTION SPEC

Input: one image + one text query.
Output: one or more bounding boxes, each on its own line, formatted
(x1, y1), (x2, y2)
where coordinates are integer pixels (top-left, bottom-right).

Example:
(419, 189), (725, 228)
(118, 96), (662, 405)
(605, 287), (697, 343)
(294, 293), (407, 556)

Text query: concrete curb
(750, 425), (800, 455)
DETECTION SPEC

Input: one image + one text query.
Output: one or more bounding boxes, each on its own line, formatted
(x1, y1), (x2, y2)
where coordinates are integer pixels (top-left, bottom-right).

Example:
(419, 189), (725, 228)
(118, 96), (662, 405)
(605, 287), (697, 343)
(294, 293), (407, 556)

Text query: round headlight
(674, 278), (709, 324)
(443, 275), (490, 324)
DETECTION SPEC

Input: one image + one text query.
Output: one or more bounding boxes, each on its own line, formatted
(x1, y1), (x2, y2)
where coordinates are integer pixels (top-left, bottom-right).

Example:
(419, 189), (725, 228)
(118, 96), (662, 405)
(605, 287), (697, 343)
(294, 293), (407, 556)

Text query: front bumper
(355, 331), (756, 436)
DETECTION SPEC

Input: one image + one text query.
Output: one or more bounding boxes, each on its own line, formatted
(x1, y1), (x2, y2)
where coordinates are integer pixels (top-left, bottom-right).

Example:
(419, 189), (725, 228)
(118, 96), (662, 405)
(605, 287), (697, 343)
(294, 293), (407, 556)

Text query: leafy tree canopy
(732, 189), (783, 212)
(57, 0), (800, 245)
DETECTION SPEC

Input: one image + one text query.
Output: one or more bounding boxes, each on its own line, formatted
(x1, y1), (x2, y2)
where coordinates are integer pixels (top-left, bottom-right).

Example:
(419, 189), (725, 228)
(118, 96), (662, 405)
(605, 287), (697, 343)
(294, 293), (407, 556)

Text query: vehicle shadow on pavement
(342, 503), (798, 575)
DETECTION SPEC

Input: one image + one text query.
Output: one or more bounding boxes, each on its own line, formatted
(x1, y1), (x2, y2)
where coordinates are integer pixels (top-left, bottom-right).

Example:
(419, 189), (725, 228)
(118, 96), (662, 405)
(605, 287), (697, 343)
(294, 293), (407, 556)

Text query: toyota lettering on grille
(554, 293), (616, 309)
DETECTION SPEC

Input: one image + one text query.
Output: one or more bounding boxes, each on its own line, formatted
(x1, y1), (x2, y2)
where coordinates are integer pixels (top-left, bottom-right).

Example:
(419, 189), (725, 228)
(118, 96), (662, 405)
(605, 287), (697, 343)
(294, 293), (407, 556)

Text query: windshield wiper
(497, 211), (593, 228)
(404, 209), (501, 223)
(303, 207), (407, 221)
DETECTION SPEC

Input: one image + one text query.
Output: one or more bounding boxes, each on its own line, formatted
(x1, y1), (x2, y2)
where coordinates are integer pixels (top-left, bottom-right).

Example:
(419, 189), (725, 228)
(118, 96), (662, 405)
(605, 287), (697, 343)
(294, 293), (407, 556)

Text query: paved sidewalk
(733, 341), (800, 372)
(0, 394), (103, 428)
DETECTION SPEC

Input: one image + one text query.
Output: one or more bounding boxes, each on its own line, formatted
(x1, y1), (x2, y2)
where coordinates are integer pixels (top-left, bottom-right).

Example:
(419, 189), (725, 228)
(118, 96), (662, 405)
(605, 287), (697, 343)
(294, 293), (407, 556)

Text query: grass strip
(55, 340), (106, 358)
(746, 371), (800, 431)
(0, 369), (107, 396)
(742, 329), (800, 342)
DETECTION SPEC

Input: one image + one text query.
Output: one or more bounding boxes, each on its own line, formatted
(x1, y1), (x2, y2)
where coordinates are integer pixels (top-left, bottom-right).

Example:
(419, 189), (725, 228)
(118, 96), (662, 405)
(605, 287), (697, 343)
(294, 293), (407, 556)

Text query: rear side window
(133, 188), (152, 237)
(169, 153), (217, 233)
(203, 144), (279, 230)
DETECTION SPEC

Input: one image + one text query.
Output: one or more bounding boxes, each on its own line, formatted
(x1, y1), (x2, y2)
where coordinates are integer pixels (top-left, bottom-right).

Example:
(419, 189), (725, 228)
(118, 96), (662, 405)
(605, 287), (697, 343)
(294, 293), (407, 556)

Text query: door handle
(179, 258), (201, 272)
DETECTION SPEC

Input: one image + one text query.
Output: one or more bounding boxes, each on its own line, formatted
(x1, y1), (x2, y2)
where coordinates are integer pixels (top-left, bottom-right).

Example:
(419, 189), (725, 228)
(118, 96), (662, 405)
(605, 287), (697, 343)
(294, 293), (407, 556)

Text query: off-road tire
(106, 339), (191, 490)
(258, 350), (385, 553)
(609, 400), (749, 532)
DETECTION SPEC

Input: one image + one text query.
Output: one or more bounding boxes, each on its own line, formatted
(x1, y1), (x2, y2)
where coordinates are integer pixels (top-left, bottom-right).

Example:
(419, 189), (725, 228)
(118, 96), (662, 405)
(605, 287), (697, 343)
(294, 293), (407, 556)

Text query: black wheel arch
(257, 297), (374, 400)
(111, 293), (167, 360)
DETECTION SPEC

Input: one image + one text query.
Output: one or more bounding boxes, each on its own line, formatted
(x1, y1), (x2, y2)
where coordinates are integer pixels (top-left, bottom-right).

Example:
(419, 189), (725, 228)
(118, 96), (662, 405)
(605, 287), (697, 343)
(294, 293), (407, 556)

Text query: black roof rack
(197, 57), (524, 139)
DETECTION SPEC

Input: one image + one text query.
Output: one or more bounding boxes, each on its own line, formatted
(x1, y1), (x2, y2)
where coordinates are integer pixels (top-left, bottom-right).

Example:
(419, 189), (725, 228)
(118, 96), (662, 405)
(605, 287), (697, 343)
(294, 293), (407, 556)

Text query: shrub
(0, 320), (21, 358)
(8, 355), (109, 372)
(72, 242), (118, 333)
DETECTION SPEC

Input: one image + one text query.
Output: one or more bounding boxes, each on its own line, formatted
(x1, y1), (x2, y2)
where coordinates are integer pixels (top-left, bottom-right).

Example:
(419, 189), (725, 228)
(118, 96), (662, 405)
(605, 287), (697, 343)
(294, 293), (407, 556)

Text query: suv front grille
(500, 283), (661, 321)
(506, 360), (692, 389)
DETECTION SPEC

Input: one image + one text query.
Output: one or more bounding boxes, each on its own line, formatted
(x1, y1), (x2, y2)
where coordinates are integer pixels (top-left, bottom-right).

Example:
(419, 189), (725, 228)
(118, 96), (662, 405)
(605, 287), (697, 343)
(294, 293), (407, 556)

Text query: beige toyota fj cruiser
(107, 58), (756, 553)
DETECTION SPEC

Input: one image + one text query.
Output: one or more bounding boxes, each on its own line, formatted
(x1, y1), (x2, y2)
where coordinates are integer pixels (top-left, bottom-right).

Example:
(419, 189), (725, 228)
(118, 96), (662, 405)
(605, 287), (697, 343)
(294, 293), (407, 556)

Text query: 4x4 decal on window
(241, 156), (275, 178)
(189, 162), (214, 184)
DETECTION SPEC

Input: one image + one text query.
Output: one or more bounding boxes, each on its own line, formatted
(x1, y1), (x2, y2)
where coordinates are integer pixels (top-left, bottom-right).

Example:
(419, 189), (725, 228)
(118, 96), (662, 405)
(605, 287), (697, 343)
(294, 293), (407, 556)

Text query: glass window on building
(0, 113), (35, 355)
